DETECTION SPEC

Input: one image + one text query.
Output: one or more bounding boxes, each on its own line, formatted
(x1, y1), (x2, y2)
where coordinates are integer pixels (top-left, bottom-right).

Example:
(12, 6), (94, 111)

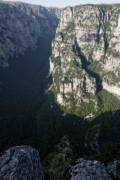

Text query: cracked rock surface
(69, 158), (117, 180)
(0, 146), (44, 180)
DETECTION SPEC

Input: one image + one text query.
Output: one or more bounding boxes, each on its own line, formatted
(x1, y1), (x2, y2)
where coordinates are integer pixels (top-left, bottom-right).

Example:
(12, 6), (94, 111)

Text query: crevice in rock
(70, 7), (73, 18)
(97, 8), (103, 44)
(103, 31), (109, 54)
(101, 8), (109, 54)
(72, 37), (103, 93)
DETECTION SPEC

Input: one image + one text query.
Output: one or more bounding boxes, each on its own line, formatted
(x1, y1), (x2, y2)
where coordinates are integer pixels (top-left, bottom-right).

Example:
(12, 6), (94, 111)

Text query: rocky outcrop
(43, 137), (120, 180)
(69, 158), (117, 180)
(50, 4), (120, 115)
(0, 1), (60, 67)
(0, 146), (44, 180)
(0, 145), (119, 180)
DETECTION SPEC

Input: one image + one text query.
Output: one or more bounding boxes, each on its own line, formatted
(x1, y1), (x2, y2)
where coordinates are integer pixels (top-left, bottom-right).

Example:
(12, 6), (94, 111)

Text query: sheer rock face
(50, 4), (120, 110)
(0, 146), (44, 180)
(0, 2), (60, 67)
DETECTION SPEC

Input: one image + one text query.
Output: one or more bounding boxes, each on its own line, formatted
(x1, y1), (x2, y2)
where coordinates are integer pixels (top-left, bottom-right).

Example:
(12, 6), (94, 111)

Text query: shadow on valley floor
(1, 89), (120, 160)
(0, 92), (89, 158)
(15, 106), (120, 160)
(83, 110), (120, 163)
(91, 110), (120, 144)
(0, 35), (54, 155)
(0, 36), (52, 116)
(0, 35), (120, 159)
(0, 34), (88, 158)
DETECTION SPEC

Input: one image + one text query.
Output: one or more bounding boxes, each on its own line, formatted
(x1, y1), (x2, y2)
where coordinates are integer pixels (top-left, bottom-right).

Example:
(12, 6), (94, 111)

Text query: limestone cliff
(50, 4), (120, 117)
(0, 1), (60, 67)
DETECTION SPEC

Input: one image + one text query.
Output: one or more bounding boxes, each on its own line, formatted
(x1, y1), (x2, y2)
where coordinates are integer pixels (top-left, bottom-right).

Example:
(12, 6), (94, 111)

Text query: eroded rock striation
(50, 4), (120, 116)
(0, 146), (44, 180)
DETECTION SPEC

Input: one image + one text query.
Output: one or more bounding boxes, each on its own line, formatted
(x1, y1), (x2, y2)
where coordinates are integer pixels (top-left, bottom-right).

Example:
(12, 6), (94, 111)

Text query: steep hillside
(0, 1), (60, 67)
(50, 4), (120, 118)
(0, 2), (60, 114)
(0, 1), (60, 154)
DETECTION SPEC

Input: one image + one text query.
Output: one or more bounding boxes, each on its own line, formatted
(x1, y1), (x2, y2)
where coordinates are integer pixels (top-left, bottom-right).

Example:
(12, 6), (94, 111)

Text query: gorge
(0, 1), (120, 179)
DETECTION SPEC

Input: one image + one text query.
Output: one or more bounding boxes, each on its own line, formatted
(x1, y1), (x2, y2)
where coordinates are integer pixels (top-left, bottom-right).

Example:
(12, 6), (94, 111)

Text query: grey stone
(0, 146), (44, 180)
(0, 2), (60, 68)
(69, 158), (115, 180)
(50, 4), (120, 116)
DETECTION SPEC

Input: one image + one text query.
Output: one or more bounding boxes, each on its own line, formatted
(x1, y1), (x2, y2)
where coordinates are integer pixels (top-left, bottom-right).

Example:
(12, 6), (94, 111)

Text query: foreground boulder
(0, 146), (44, 180)
(69, 158), (117, 180)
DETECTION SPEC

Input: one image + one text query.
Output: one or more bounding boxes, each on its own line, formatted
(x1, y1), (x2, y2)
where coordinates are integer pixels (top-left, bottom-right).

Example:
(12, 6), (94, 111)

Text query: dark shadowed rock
(69, 158), (117, 180)
(0, 2), (60, 67)
(0, 146), (44, 180)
